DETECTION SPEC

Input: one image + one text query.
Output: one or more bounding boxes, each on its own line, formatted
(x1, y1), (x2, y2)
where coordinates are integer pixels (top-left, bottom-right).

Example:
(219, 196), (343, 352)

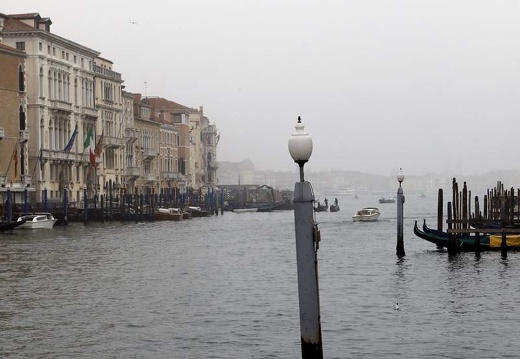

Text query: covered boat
(17, 213), (57, 229)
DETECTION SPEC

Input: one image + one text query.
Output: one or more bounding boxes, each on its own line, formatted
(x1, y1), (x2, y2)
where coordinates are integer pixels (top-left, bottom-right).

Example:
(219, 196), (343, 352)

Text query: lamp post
(396, 168), (405, 256)
(288, 116), (323, 359)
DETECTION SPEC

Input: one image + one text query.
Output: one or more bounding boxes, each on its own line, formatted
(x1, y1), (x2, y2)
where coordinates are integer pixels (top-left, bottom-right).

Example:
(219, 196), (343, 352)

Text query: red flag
(95, 132), (103, 157)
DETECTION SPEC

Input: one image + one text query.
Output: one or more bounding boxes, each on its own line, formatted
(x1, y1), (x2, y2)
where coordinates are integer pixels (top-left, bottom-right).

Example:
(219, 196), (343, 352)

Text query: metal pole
(396, 183), (405, 256)
(24, 187), (28, 215)
(83, 187), (88, 225)
(44, 188), (48, 213)
(293, 166), (323, 359)
(6, 187), (12, 222)
(63, 188), (68, 225)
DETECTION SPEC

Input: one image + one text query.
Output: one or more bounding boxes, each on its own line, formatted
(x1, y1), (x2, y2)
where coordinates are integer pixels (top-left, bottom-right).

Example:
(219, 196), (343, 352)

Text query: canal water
(1, 193), (520, 358)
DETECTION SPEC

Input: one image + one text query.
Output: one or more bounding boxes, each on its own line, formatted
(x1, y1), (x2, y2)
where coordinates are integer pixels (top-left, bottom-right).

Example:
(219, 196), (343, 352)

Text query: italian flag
(83, 127), (96, 167)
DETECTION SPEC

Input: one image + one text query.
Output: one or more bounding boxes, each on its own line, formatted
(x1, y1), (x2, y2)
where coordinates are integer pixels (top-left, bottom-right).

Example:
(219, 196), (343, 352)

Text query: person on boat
(334, 198), (338, 206)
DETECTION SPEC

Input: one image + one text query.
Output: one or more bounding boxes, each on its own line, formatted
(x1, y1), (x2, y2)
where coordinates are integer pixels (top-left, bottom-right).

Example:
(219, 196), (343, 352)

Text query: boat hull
(413, 220), (520, 251)
(233, 208), (258, 213)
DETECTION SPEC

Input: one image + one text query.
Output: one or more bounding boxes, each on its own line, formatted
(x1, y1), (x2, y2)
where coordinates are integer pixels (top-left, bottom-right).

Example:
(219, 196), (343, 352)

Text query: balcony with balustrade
(103, 136), (125, 149)
(49, 99), (73, 113)
(93, 65), (122, 82)
(160, 171), (182, 180)
(42, 149), (85, 163)
(143, 147), (157, 160)
(125, 127), (138, 143)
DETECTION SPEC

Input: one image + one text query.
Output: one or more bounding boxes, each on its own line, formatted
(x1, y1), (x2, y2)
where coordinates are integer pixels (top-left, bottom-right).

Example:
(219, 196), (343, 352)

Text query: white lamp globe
(288, 116), (313, 164)
(397, 168), (405, 184)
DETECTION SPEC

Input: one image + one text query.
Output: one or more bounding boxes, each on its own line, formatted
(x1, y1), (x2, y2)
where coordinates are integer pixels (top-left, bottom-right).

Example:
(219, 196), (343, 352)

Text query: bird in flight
(129, 21), (138, 25)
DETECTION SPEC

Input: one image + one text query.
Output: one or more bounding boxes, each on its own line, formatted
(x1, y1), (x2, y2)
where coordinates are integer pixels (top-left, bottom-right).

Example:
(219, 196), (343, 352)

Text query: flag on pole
(64, 125), (78, 152)
(94, 131), (103, 157)
(83, 128), (96, 167)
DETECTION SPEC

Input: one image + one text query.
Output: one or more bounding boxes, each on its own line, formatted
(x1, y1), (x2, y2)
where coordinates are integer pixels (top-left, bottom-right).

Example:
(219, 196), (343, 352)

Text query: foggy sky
(4, 1), (520, 176)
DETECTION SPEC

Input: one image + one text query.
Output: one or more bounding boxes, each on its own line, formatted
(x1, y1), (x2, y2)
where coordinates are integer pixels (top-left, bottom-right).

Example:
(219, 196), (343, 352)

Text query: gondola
(0, 218), (26, 233)
(329, 198), (340, 212)
(413, 220), (520, 251)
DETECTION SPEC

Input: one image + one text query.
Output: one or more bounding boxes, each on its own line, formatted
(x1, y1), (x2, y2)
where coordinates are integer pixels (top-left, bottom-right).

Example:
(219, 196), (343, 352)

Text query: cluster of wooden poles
(439, 178), (520, 255)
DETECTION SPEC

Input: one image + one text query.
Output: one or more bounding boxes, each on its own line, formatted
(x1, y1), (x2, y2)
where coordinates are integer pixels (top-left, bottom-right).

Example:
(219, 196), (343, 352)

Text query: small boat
(314, 198), (328, 212)
(413, 220), (520, 251)
(155, 208), (184, 221)
(233, 208), (258, 213)
(0, 218), (27, 232)
(188, 206), (210, 217)
(379, 197), (395, 204)
(17, 213), (58, 229)
(352, 207), (380, 222)
(329, 198), (340, 212)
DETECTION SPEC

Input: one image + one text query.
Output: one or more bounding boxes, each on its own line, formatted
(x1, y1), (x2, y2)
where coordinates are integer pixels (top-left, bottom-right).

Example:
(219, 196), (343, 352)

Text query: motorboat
(188, 206), (210, 217)
(233, 208), (258, 213)
(17, 213), (58, 229)
(155, 208), (184, 221)
(352, 207), (380, 222)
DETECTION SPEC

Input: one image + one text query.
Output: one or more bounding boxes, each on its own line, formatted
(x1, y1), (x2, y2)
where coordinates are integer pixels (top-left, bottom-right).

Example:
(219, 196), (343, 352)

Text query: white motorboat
(352, 207), (380, 222)
(17, 213), (58, 229)
(233, 208), (258, 213)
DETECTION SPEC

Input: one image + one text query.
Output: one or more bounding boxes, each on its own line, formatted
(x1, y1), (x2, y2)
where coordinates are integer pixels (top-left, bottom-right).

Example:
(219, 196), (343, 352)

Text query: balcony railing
(42, 149), (85, 162)
(93, 65), (122, 81)
(126, 166), (140, 177)
(160, 171), (182, 180)
(125, 128), (138, 142)
(81, 107), (98, 118)
(143, 147), (157, 160)
(144, 174), (156, 181)
(103, 136), (125, 148)
(49, 99), (73, 112)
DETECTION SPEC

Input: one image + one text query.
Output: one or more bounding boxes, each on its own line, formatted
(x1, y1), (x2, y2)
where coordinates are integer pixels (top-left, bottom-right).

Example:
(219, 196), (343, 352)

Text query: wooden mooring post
(444, 178), (520, 255)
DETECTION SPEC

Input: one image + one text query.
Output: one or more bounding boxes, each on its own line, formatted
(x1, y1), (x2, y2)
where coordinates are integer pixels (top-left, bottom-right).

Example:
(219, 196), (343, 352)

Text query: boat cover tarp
(489, 235), (520, 248)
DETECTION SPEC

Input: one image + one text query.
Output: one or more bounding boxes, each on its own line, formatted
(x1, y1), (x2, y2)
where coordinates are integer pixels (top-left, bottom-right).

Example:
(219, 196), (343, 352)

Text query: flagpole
(31, 145), (43, 179)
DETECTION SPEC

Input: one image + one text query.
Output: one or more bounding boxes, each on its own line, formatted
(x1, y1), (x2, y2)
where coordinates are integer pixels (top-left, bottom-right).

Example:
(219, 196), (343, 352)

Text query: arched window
(19, 105), (26, 130)
(18, 64), (25, 92)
